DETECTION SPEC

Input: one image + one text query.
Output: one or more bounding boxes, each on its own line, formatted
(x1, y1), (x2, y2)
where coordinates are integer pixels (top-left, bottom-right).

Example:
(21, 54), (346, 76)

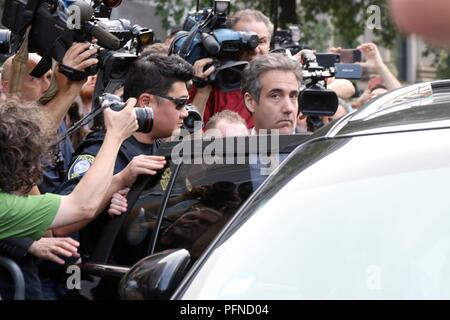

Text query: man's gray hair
(231, 9), (274, 37)
(241, 53), (302, 102)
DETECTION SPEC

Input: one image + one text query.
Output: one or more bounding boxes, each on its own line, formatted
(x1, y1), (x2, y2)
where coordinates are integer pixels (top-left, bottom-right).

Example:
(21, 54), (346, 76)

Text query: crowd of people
(0, 0), (444, 299)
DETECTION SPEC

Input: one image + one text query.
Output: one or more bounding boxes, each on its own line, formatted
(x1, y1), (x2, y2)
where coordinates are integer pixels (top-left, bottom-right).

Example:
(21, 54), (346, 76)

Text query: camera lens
(0, 30), (12, 55)
(239, 32), (259, 49)
(135, 107), (153, 133)
(183, 105), (203, 133)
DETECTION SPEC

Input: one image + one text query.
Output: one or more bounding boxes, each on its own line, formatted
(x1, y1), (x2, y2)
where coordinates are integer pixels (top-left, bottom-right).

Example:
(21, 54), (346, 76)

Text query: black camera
(96, 18), (154, 53)
(299, 51), (339, 117)
(0, 29), (12, 62)
(96, 93), (153, 133)
(1, 0), (123, 77)
(272, 26), (304, 56)
(170, 0), (259, 92)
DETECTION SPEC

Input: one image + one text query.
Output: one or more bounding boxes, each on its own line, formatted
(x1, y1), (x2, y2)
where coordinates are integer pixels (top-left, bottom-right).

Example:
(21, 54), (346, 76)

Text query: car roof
(320, 80), (450, 138)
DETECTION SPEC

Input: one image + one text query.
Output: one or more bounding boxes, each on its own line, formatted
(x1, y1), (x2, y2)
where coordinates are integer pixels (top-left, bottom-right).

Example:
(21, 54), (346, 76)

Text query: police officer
(56, 53), (193, 199)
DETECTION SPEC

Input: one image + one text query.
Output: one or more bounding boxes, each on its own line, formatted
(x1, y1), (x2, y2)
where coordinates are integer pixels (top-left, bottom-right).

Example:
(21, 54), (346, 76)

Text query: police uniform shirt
(55, 130), (158, 196)
(39, 122), (74, 194)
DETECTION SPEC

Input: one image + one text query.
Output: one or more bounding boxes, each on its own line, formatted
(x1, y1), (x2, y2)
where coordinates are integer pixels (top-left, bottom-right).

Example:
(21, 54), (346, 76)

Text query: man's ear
(137, 93), (157, 107)
(244, 92), (257, 113)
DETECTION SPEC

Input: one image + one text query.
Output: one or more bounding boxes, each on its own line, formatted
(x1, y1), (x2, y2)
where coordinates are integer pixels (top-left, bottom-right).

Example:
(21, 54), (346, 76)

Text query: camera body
(272, 25), (304, 56)
(96, 18), (154, 53)
(1, 0), (129, 77)
(170, 0), (259, 92)
(2, 0), (69, 60)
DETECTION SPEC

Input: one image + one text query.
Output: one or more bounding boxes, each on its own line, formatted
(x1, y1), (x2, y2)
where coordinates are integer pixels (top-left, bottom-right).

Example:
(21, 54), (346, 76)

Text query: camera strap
(53, 104), (108, 147)
(29, 56), (53, 78)
(192, 76), (210, 88)
(57, 63), (89, 81)
(179, 24), (201, 59)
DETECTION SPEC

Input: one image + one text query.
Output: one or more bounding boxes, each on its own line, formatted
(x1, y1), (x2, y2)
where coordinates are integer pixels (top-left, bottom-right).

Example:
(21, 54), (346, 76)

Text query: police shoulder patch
(67, 154), (96, 180)
(160, 167), (172, 191)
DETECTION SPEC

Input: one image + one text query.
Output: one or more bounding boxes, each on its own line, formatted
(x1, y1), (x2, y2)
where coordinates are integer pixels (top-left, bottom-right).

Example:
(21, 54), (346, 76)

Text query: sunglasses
(150, 92), (189, 110)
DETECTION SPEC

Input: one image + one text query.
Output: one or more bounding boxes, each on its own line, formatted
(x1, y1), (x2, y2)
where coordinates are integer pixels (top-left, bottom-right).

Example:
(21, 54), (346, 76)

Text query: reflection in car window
(110, 153), (290, 266)
(109, 166), (172, 266)
(181, 129), (450, 299)
(155, 160), (256, 259)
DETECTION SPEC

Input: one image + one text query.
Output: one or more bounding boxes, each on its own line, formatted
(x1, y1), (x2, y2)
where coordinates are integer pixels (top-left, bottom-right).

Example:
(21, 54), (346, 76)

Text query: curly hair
(0, 100), (55, 194)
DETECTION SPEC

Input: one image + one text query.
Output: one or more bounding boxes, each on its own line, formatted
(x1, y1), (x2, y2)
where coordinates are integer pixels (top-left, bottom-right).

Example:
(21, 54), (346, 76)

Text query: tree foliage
(152, 0), (398, 48)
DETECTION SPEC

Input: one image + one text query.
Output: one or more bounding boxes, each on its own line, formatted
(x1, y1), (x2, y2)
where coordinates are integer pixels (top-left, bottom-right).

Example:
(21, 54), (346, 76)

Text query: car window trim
(147, 161), (183, 256)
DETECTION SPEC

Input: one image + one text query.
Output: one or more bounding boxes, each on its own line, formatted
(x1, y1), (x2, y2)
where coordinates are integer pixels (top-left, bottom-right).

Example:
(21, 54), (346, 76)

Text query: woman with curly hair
(0, 98), (138, 240)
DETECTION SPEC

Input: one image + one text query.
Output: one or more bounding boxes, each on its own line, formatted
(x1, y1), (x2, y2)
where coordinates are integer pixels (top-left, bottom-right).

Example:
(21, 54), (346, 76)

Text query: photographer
(0, 43), (97, 299)
(1, 43), (98, 194)
(0, 98), (137, 299)
(241, 53), (302, 135)
(190, 9), (273, 128)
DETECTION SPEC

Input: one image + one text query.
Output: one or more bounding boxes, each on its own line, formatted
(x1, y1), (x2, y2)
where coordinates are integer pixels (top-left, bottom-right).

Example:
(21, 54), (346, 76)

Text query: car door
(77, 134), (309, 299)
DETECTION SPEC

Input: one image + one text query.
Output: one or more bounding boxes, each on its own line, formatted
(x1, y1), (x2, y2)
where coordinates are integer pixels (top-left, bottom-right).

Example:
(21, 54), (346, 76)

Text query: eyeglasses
(150, 92), (189, 110)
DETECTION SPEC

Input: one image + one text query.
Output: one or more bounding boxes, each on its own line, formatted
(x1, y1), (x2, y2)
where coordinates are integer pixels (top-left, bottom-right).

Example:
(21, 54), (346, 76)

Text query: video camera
(2, 0), (121, 77)
(272, 26), (304, 56)
(299, 50), (339, 120)
(0, 29), (12, 62)
(1, 0), (153, 80)
(170, 0), (260, 92)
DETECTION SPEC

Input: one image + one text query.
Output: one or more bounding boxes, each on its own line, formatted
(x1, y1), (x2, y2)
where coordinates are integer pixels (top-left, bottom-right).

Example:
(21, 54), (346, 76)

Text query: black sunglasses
(150, 93), (189, 110)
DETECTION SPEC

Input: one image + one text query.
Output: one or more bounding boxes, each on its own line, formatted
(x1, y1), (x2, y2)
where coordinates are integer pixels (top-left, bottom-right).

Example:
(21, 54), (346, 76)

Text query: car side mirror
(119, 249), (191, 300)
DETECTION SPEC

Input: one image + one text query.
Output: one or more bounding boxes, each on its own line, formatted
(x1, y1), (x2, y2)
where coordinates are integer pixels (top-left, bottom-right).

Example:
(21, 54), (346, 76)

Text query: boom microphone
(201, 32), (220, 55)
(88, 24), (121, 50)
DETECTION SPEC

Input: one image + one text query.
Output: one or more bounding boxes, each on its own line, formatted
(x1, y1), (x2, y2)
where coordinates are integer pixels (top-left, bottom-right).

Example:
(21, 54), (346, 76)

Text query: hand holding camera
(103, 97), (138, 141)
(55, 42), (98, 93)
(98, 93), (154, 133)
(192, 58), (215, 92)
(357, 43), (384, 72)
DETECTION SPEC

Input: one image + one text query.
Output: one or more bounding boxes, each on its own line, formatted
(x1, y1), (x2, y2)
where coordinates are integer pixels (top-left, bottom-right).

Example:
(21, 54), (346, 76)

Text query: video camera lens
(0, 30), (12, 55)
(98, 94), (154, 133)
(239, 32), (260, 49)
(183, 104), (203, 133)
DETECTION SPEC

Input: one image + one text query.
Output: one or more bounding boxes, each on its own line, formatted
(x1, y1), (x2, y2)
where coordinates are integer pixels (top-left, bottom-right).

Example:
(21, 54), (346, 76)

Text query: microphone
(72, 0), (94, 23)
(88, 24), (121, 50)
(201, 32), (220, 55)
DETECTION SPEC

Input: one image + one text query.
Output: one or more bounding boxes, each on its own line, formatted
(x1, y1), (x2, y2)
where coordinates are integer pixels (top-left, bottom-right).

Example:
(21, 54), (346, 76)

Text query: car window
(180, 128), (450, 299)
(108, 165), (173, 266)
(105, 135), (308, 267)
(153, 154), (287, 259)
